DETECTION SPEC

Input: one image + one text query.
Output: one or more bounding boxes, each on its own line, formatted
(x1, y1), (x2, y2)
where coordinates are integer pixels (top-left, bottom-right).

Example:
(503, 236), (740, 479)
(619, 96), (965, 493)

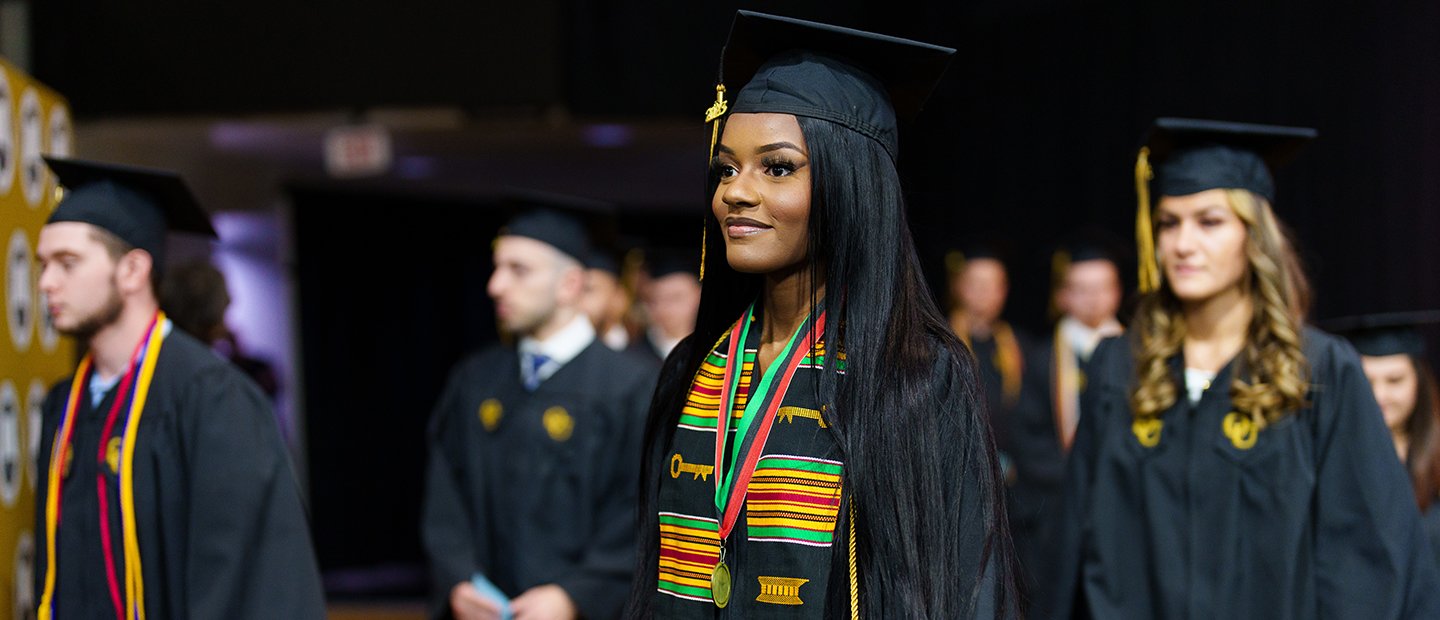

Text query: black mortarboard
(645, 248), (700, 280)
(1326, 311), (1440, 358)
(1053, 228), (1125, 272)
(1142, 118), (1317, 202)
(497, 189), (614, 265)
(45, 157), (216, 268)
(588, 248), (620, 275)
(714, 11), (955, 162)
(1133, 118), (1316, 292)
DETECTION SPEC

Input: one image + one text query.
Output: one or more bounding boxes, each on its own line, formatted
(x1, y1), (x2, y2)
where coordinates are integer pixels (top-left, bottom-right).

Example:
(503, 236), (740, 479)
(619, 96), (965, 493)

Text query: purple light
(396, 155), (440, 179)
(582, 124), (634, 148)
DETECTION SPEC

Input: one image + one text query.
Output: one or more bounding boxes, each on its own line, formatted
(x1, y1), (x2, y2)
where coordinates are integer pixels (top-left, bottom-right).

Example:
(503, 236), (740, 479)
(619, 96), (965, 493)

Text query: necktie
(523, 352), (551, 391)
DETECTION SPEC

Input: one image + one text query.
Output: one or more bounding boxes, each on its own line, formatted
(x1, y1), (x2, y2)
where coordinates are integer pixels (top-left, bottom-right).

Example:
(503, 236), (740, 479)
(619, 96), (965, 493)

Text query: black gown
(421, 340), (656, 620)
(35, 327), (324, 618)
(1006, 331), (1077, 613)
(1051, 328), (1440, 618)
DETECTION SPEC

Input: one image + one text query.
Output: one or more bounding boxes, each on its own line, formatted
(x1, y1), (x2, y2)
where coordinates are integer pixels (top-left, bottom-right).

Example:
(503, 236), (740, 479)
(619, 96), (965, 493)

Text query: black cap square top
(1143, 118), (1317, 202)
(497, 189), (615, 266)
(719, 11), (955, 162)
(45, 157), (216, 267)
(1325, 311), (1440, 358)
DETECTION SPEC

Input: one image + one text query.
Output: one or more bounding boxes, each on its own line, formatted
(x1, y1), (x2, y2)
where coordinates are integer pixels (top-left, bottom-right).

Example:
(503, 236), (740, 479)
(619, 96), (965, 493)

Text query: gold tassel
(1134, 147), (1160, 293)
(1048, 249), (1071, 322)
(700, 84), (729, 283)
(848, 497), (859, 619)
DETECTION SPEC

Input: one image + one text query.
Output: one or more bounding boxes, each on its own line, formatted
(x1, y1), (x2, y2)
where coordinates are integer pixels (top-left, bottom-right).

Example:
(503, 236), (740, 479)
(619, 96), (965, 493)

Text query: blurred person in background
(422, 203), (656, 620)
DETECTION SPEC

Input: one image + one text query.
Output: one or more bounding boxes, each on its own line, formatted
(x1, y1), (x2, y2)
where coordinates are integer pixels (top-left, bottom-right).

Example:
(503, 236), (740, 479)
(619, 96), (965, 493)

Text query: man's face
(487, 236), (573, 336)
(36, 222), (124, 338)
(956, 258), (1008, 325)
(642, 272), (701, 340)
(1059, 260), (1122, 329)
(580, 269), (622, 328)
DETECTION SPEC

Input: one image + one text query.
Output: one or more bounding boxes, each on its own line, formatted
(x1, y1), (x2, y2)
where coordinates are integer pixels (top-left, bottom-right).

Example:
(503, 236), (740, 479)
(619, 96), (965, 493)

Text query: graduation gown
(1006, 331), (1078, 612)
(1423, 505), (1440, 572)
(967, 322), (1029, 455)
(35, 327), (324, 619)
(422, 341), (656, 620)
(651, 318), (849, 618)
(1051, 328), (1440, 619)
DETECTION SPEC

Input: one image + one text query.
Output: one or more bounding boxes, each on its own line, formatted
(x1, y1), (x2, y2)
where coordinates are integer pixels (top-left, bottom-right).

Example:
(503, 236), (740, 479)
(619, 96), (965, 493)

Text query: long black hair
(626, 115), (1018, 618)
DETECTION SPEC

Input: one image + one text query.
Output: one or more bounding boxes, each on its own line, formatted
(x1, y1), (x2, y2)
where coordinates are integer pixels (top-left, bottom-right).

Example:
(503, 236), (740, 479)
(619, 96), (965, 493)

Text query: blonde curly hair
(1130, 189), (1311, 426)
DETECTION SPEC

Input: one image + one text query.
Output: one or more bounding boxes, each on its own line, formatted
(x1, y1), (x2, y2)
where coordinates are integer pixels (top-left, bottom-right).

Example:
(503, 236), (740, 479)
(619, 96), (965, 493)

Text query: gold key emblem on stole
(670, 453), (715, 481)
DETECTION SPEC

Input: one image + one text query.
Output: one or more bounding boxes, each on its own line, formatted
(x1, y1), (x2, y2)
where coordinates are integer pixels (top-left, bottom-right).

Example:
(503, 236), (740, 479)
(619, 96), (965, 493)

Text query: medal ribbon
(712, 302), (826, 539)
(39, 312), (166, 620)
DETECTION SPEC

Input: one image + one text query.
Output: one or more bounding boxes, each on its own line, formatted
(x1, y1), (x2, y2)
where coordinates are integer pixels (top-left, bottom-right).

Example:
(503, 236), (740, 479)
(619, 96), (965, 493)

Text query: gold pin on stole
(756, 576), (809, 605)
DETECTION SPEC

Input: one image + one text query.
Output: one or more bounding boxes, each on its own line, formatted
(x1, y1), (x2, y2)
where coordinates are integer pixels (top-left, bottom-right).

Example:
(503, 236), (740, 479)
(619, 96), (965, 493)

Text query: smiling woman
(1049, 119), (1440, 619)
(627, 11), (1016, 619)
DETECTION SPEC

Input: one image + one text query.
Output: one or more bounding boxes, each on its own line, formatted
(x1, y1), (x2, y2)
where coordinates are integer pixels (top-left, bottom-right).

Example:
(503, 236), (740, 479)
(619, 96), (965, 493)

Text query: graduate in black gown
(1331, 311), (1440, 570)
(946, 244), (1029, 456)
(1007, 238), (1123, 611)
(32, 158), (324, 618)
(625, 12), (1016, 618)
(1050, 119), (1440, 618)
(421, 203), (657, 620)
(635, 250), (701, 363)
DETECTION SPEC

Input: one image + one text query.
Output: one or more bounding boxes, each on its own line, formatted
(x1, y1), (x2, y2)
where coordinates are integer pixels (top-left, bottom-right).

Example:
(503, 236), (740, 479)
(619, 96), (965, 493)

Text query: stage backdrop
(0, 57), (74, 619)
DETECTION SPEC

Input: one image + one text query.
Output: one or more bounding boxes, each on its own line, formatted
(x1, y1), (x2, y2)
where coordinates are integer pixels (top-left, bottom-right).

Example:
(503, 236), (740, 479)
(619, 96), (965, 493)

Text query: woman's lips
(725, 217), (771, 238)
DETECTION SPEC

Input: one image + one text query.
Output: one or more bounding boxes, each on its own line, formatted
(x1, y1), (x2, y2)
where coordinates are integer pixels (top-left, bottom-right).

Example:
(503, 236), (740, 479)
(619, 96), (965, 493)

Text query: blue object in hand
(470, 573), (513, 620)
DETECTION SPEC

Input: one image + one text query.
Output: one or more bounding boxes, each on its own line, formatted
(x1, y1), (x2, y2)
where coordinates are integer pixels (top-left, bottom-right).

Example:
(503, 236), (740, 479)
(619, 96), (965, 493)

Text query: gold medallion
(711, 561), (732, 608)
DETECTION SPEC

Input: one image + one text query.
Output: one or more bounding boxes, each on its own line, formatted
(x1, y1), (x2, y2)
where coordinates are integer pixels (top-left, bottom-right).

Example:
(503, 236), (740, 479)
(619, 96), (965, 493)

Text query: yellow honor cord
(38, 356), (92, 620)
(701, 83), (728, 282)
(121, 313), (167, 620)
(1134, 147), (1160, 293)
(38, 314), (167, 619)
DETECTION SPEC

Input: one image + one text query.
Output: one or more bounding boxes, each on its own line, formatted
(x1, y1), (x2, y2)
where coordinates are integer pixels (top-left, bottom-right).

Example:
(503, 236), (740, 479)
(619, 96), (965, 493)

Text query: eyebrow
(36, 250), (78, 262)
(713, 141), (805, 156)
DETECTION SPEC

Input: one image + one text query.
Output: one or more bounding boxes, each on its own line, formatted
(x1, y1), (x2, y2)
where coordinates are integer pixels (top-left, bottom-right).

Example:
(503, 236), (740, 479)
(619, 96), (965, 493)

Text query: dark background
(31, 0), (1440, 595)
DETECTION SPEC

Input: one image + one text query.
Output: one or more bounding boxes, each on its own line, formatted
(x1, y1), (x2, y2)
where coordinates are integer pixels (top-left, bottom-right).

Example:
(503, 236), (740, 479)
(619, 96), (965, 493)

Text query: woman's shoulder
(1301, 325), (1363, 373)
(1086, 333), (1137, 390)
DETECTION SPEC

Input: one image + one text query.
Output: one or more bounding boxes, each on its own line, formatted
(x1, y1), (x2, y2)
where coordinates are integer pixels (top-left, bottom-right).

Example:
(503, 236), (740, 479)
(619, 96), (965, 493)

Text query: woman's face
(711, 113), (812, 275)
(1155, 189), (1250, 304)
(1362, 353), (1420, 432)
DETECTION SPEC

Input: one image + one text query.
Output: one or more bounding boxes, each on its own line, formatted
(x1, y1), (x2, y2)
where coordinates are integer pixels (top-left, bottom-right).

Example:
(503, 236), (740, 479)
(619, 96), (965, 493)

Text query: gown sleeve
(553, 365), (656, 619)
(1311, 339), (1440, 618)
(179, 364), (326, 618)
(420, 361), (483, 619)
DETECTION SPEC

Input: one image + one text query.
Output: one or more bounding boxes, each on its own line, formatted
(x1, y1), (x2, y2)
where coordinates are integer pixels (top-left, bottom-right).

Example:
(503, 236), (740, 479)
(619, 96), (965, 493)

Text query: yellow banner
(0, 56), (74, 620)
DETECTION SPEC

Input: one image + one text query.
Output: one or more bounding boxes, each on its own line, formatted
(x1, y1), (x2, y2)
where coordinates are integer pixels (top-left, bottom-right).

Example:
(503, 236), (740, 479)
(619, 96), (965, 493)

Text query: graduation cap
(587, 248), (620, 276)
(496, 189), (615, 266)
(708, 11), (956, 163)
(44, 157), (217, 269)
(945, 238), (1011, 277)
(1133, 118), (1317, 292)
(645, 248), (700, 280)
(1326, 311), (1440, 358)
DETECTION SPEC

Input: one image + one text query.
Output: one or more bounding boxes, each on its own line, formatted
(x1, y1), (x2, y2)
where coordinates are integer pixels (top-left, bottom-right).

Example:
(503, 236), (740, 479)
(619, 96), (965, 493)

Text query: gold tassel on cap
(705, 84), (729, 156)
(700, 84), (729, 282)
(1134, 147), (1160, 293)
